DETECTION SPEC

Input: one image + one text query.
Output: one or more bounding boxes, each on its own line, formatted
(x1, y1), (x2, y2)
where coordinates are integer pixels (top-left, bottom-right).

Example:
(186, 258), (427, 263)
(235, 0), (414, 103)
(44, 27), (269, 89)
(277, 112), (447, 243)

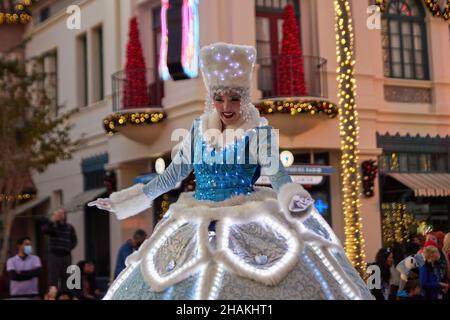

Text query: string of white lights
(103, 262), (140, 300)
(141, 219), (210, 292)
(215, 215), (302, 286)
(302, 253), (334, 300)
(309, 243), (359, 299)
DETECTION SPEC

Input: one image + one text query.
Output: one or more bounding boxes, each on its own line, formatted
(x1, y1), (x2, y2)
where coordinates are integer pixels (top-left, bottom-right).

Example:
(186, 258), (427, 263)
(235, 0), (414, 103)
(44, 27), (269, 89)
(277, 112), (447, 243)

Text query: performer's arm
(89, 122), (195, 220)
(255, 126), (314, 220)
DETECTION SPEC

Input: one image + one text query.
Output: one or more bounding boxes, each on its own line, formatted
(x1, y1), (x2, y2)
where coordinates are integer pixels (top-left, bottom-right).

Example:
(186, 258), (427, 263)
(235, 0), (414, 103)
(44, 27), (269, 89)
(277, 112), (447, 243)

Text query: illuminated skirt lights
(103, 188), (374, 300)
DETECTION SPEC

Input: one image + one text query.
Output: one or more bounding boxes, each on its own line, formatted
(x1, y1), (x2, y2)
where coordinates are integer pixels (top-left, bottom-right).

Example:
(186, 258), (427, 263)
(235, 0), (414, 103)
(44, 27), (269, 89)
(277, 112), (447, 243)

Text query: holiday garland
(103, 111), (166, 135)
(0, 0), (32, 24)
(0, 193), (34, 202)
(376, 0), (449, 20)
(255, 99), (338, 118)
(362, 160), (378, 197)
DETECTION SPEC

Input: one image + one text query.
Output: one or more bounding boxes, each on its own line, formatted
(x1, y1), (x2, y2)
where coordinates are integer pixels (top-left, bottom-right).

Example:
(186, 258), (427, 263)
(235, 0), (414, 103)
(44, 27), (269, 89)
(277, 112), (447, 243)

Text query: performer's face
(213, 91), (242, 127)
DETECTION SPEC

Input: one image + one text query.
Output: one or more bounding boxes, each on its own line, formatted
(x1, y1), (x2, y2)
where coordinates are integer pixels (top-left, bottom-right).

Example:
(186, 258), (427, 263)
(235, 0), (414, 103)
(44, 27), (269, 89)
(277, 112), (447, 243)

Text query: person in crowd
(443, 233), (450, 280)
(405, 235), (422, 257)
(413, 234), (425, 247)
(44, 286), (58, 300)
(397, 252), (423, 292)
(419, 245), (449, 300)
(425, 232), (438, 245)
(6, 237), (42, 298)
(73, 260), (101, 300)
(423, 236), (449, 294)
(442, 233), (450, 300)
(388, 242), (405, 300)
(114, 229), (147, 279)
(41, 208), (77, 290)
(397, 279), (422, 300)
(370, 247), (394, 300)
(56, 290), (75, 300)
(434, 231), (446, 251)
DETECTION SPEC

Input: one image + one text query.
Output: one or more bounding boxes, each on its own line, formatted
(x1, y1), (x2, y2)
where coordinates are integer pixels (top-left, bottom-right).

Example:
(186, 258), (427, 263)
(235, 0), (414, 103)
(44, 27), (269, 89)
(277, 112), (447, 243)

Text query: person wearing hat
(89, 43), (374, 300)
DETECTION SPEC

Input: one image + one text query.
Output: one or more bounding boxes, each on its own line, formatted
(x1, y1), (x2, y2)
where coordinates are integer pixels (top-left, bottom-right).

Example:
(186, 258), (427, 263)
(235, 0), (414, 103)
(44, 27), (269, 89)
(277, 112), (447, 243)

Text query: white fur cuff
(110, 184), (153, 220)
(278, 183), (313, 221)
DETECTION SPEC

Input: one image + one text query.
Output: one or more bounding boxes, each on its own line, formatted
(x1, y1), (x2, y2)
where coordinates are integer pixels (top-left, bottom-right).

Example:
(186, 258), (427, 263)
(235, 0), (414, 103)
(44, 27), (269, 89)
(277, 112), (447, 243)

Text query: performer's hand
(288, 194), (314, 217)
(88, 198), (115, 212)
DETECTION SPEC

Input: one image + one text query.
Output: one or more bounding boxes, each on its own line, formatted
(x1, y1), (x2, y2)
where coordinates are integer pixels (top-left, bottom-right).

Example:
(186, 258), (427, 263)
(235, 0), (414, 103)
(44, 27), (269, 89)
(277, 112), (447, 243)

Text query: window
(379, 152), (448, 173)
(81, 154), (108, 191)
(381, 0), (429, 80)
(38, 6), (50, 23)
(255, 0), (301, 97)
(53, 189), (63, 208)
(152, 6), (164, 107)
(44, 50), (58, 116)
(76, 33), (88, 107)
(92, 25), (104, 102)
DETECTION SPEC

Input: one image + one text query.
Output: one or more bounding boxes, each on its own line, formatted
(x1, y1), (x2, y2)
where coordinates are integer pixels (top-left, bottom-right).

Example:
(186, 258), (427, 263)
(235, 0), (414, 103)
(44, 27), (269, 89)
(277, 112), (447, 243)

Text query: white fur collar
(199, 105), (268, 149)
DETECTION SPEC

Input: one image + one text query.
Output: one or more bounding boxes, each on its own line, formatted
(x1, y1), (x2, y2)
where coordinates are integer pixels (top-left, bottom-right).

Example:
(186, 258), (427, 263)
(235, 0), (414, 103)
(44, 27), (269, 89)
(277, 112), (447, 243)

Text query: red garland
(123, 17), (150, 109)
(278, 4), (307, 97)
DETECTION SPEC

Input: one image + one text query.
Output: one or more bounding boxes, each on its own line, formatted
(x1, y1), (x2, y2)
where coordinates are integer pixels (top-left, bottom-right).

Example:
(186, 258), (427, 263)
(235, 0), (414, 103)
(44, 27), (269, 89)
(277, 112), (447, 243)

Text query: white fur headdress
(200, 42), (256, 90)
(200, 43), (257, 121)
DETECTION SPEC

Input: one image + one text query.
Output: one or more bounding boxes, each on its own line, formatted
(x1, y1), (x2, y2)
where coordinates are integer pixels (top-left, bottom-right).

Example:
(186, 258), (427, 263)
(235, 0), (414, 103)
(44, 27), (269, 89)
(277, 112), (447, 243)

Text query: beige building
(19, 0), (450, 283)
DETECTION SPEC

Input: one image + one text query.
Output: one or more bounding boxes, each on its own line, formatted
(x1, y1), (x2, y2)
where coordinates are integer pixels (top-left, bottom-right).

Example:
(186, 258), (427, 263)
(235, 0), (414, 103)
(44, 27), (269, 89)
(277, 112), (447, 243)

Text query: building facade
(19, 0), (450, 282)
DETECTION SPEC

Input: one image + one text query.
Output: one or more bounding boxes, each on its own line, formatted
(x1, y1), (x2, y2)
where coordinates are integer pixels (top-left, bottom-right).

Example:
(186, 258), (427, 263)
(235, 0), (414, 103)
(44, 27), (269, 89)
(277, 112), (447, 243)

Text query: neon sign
(159, 0), (199, 81)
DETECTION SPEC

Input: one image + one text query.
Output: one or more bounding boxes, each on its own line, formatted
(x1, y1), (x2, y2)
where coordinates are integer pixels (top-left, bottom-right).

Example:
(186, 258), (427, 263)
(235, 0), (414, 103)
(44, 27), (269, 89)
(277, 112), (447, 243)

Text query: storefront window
(379, 151), (448, 173)
(419, 153), (431, 172)
(408, 153), (419, 172)
(398, 153), (408, 172)
(390, 153), (399, 171)
(434, 154), (448, 172)
(378, 154), (389, 171)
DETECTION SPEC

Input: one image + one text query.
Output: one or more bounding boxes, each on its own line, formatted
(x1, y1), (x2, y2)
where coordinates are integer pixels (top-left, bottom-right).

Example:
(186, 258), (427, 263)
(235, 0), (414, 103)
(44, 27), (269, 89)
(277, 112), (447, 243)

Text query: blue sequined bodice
(142, 118), (293, 205)
(193, 138), (260, 202)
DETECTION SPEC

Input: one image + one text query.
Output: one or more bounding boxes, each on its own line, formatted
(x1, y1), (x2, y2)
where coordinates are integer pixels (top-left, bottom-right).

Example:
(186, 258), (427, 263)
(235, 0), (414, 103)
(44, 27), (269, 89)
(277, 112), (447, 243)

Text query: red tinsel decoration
(277, 4), (307, 97)
(123, 17), (150, 109)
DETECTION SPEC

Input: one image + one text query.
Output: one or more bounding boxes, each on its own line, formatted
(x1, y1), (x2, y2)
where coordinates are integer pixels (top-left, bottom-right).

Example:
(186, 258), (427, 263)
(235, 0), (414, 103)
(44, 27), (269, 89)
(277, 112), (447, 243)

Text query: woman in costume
(89, 43), (374, 300)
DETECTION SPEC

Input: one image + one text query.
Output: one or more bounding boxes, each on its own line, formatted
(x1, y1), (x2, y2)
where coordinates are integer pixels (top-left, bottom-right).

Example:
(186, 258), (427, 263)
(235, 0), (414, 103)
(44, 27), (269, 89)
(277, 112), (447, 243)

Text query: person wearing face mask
(114, 229), (147, 279)
(6, 237), (42, 298)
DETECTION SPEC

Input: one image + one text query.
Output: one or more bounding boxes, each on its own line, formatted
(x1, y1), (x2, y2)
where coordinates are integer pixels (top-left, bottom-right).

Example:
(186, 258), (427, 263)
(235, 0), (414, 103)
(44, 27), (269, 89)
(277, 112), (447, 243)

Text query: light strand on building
(333, 0), (367, 277)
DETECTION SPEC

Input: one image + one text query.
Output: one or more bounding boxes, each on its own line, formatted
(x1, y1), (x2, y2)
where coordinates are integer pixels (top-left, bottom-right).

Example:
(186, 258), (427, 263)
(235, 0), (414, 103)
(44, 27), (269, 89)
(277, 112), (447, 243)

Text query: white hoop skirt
(104, 188), (374, 300)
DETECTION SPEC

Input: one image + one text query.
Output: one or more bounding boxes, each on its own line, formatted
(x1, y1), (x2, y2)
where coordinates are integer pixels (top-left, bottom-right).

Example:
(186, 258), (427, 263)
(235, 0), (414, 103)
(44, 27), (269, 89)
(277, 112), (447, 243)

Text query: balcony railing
(257, 55), (328, 99)
(112, 68), (164, 112)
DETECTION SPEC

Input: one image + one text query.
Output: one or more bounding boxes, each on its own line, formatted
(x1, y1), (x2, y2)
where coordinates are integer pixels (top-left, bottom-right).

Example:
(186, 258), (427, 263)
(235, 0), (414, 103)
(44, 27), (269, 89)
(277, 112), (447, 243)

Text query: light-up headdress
(200, 43), (257, 121)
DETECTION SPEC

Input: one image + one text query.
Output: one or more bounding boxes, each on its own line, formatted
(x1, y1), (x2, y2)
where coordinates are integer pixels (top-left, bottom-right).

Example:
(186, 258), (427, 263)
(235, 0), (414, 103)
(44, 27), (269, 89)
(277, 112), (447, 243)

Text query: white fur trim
(199, 107), (268, 149)
(109, 184), (152, 220)
(170, 187), (276, 211)
(278, 183), (314, 222)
